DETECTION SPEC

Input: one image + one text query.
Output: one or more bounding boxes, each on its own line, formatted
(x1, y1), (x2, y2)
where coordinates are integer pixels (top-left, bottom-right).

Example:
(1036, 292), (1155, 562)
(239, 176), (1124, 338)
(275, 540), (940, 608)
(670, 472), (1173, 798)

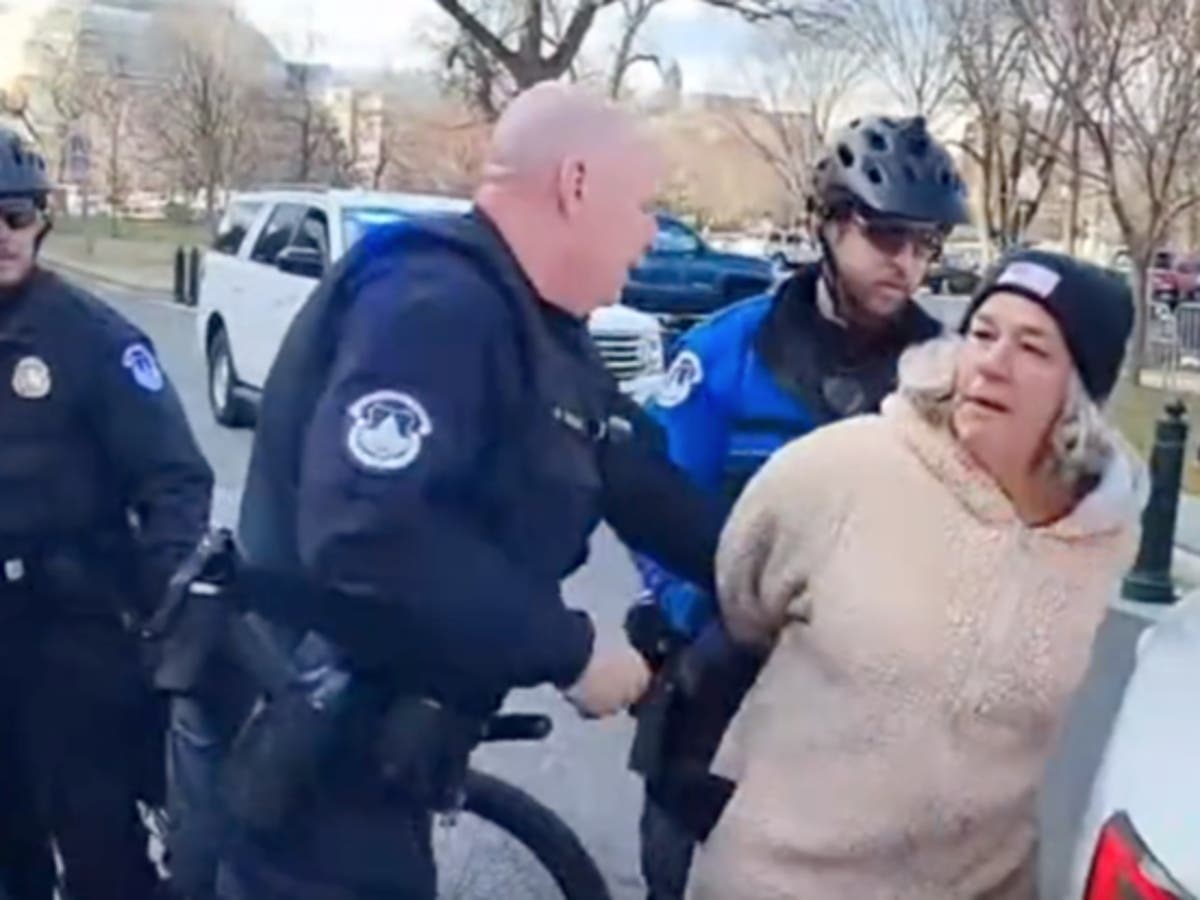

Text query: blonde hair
(897, 335), (1117, 494)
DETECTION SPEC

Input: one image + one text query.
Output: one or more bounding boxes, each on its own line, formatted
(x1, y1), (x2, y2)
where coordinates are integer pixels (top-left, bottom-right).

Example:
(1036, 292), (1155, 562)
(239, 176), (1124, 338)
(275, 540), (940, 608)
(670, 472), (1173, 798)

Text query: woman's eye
(1021, 343), (1050, 358)
(969, 328), (996, 342)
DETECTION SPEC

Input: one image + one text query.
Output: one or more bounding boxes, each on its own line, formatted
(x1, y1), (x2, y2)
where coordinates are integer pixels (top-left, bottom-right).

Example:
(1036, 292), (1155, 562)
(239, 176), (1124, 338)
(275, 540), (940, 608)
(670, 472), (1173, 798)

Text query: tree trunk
(205, 180), (218, 235)
(299, 101), (313, 181)
(108, 111), (121, 239)
(1127, 255), (1152, 383)
(1066, 121), (1081, 255)
(1189, 167), (1200, 252)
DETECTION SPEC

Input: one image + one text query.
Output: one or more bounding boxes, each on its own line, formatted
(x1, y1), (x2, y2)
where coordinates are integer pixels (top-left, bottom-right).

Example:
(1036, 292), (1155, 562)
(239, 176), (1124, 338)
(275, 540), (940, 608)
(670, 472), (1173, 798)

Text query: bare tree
(723, 31), (861, 220)
(88, 62), (137, 236)
(438, 1), (523, 120)
(143, 8), (263, 228)
(608, 0), (669, 100)
(275, 13), (352, 185)
(797, 0), (958, 120)
(433, 0), (805, 117)
(1013, 0), (1200, 377)
(279, 66), (350, 184)
(26, 32), (90, 179)
(948, 0), (1069, 254)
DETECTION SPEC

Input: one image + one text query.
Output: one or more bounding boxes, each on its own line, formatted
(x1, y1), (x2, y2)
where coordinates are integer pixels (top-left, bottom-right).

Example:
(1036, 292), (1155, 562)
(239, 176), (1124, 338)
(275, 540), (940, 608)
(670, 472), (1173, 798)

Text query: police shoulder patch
(11, 355), (52, 400)
(656, 350), (704, 409)
(122, 343), (164, 393)
(345, 389), (433, 473)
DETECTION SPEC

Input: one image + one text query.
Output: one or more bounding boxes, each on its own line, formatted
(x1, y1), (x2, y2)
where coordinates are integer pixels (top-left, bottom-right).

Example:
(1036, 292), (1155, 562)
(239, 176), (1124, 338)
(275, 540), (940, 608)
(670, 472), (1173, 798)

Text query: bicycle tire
(457, 769), (611, 900)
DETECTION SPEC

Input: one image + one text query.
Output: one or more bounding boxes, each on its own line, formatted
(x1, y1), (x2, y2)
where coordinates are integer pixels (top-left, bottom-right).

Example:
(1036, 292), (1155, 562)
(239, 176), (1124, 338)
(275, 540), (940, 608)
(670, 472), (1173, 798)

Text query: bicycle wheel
(434, 770), (611, 900)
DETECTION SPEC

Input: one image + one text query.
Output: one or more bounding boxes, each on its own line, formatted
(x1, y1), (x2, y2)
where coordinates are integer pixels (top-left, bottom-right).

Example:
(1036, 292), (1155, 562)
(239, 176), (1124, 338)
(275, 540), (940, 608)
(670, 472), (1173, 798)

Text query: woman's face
(953, 291), (1074, 479)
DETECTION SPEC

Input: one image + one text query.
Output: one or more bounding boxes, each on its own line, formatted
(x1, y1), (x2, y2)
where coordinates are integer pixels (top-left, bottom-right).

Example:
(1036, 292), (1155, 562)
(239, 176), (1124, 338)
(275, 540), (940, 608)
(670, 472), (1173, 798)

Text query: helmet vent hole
(881, 116), (897, 128)
(866, 165), (884, 185)
(909, 137), (929, 157)
(849, 117), (861, 129)
(866, 129), (888, 152)
(902, 164), (917, 182)
(837, 144), (855, 168)
(938, 168), (952, 185)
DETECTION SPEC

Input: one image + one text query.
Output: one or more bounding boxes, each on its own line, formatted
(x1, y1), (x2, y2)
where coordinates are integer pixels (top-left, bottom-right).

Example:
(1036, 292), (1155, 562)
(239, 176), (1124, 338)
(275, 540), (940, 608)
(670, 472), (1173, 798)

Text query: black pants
(218, 790), (435, 900)
(0, 616), (161, 900)
(640, 791), (695, 900)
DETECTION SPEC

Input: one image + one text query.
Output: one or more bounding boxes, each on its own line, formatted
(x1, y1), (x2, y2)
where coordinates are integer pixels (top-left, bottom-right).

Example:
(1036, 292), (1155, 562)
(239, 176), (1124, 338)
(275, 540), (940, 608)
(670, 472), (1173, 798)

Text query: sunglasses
(0, 207), (40, 232)
(852, 212), (944, 261)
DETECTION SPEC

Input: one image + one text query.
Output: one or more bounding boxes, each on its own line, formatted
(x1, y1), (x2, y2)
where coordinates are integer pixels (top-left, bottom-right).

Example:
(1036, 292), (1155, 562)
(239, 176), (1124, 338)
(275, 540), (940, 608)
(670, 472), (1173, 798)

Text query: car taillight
(1085, 813), (1192, 899)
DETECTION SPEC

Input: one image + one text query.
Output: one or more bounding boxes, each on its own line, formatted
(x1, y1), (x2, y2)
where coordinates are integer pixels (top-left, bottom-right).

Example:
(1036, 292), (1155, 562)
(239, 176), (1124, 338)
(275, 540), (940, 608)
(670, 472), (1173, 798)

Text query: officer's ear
(556, 156), (588, 218)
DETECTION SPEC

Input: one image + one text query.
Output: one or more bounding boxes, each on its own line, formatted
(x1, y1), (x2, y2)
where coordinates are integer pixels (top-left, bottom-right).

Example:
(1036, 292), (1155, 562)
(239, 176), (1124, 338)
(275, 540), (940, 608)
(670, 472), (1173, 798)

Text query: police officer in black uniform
(222, 83), (725, 898)
(0, 126), (213, 899)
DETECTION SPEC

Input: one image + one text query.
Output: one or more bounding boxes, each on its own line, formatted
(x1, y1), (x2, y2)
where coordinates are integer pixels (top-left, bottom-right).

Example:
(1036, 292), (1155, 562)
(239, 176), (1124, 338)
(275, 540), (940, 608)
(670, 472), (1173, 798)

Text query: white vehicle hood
(588, 303), (660, 335)
(1069, 591), (1200, 896)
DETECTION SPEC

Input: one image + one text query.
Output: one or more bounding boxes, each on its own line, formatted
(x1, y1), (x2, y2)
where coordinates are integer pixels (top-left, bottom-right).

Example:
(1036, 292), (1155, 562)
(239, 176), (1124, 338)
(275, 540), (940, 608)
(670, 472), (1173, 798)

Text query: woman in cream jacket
(688, 251), (1146, 899)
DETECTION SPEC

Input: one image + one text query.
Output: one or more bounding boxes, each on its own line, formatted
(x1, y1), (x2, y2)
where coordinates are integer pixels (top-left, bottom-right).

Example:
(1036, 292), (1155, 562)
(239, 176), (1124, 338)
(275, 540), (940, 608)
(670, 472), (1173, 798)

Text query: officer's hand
(564, 637), (651, 719)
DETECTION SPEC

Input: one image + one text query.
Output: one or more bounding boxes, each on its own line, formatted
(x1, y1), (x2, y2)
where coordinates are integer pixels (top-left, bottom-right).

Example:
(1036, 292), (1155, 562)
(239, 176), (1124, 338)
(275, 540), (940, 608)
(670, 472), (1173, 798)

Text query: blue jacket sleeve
(86, 317), (213, 609)
(635, 343), (730, 636)
(296, 260), (594, 698)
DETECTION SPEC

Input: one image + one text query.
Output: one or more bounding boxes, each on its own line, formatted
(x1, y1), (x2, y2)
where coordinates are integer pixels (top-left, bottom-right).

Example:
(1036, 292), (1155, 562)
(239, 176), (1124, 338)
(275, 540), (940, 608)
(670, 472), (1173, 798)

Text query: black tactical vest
(238, 214), (612, 588)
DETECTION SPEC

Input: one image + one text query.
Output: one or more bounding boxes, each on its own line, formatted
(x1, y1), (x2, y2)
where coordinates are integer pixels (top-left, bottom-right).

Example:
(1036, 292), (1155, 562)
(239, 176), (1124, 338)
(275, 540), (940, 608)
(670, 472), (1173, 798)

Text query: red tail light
(1085, 813), (1192, 899)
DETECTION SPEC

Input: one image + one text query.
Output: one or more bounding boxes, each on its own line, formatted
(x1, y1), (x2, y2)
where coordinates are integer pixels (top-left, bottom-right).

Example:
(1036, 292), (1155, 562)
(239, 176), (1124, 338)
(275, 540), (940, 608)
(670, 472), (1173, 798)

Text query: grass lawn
(52, 215), (209, 247)
(1109, 378), (1200, 494)
(42, 217), (209, 293)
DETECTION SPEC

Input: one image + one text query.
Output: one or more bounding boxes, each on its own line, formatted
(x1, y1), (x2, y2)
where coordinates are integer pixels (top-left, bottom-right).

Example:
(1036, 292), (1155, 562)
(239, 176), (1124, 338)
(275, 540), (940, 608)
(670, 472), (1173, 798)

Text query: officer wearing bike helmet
(0, 125), (212, 900)
(629, 114), (971, 899)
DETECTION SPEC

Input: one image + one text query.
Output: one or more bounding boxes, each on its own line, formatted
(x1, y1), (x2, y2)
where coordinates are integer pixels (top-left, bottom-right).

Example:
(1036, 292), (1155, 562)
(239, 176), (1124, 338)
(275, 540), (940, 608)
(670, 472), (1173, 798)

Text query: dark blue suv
(623, 214), (775, 349)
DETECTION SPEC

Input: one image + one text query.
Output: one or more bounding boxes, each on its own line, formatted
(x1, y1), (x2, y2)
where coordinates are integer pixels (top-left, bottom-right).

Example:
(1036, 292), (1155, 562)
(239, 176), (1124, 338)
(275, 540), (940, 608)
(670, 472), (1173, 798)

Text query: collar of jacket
(0, 267), (58, 341)
(881, 391), (1147, 540)
(0, 266), (46, 328)
(759, 265), (941, 367)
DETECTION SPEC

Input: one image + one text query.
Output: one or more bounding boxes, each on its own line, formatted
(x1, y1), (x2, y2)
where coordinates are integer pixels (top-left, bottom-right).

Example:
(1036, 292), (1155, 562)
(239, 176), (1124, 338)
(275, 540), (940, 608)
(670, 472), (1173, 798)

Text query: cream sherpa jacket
(686, 393), (1146, 900)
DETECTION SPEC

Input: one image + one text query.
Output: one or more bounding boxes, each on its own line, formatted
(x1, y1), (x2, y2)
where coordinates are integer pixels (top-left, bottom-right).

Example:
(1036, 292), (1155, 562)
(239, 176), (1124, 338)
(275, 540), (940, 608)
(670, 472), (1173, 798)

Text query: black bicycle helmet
(811, 115), (969, 227)
(0, 126), (52, 207)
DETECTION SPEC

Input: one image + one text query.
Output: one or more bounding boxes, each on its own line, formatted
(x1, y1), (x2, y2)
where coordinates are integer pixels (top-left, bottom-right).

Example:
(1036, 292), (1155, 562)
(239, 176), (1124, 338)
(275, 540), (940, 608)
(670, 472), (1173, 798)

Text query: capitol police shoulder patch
(655, 350), (704, 409)
(345, 390), (433, 473)
(11, 355), (52, 400)
(122, 343), (164, 393)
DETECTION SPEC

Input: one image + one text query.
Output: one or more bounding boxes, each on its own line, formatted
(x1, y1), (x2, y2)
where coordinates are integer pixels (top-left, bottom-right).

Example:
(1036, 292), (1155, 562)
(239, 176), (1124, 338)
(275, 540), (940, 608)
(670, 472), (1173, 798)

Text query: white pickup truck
(196, 187), (666, 426)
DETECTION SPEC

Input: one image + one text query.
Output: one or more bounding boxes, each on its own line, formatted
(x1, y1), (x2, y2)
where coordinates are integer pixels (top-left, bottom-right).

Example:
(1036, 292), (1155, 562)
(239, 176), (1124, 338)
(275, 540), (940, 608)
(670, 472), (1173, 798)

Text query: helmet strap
(816, 219), (848, 323)
(34, 216), (52, 252)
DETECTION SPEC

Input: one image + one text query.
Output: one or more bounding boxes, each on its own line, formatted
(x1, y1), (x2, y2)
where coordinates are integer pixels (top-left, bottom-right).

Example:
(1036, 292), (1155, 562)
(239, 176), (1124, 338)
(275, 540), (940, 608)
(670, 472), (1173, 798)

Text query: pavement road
(85, 276), (1148, 900)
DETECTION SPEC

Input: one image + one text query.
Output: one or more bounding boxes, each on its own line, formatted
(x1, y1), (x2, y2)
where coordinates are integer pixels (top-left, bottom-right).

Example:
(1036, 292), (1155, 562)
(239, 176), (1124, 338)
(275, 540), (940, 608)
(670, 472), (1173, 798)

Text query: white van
(196, 186), (666, 426)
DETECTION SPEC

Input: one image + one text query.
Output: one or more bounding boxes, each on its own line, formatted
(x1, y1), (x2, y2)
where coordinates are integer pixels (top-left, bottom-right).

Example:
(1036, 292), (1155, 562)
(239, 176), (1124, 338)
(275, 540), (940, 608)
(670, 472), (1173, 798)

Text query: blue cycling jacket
(637, 264), (941, 636)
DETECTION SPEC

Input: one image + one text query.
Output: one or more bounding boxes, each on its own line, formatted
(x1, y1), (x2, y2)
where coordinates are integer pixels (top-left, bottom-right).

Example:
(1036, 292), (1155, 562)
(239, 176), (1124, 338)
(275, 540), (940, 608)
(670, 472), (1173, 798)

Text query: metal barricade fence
(1146, 302), (1200, 373)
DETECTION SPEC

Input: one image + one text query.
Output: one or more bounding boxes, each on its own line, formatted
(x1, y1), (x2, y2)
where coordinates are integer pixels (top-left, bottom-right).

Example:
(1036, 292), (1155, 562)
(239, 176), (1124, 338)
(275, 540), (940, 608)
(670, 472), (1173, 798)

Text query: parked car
(1067, 591), (1200, 898)
(764, 229), (820, 270)
(623, 213), (775, 350)
(924, 247), (983, 296)
(1138, 250), (1199, 305)
(197, 186), (666, 426)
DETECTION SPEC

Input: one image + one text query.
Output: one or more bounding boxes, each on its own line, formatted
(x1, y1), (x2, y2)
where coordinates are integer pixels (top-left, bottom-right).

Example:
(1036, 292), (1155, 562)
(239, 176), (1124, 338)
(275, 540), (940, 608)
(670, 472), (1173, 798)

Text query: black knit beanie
(959, 249), (1134, 402)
